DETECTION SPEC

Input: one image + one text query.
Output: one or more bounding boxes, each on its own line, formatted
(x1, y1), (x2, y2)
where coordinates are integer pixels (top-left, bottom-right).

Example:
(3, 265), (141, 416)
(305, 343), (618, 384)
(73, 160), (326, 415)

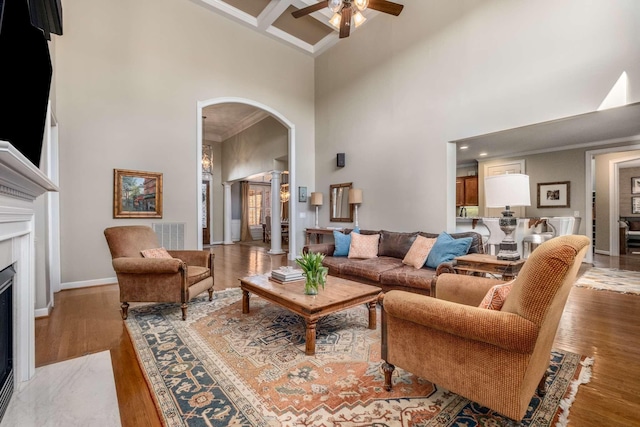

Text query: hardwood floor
(35, 246), (640, 426)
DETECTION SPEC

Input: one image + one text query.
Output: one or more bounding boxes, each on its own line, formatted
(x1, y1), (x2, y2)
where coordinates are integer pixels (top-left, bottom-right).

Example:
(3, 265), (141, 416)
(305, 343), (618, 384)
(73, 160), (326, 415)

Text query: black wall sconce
(337, 153), (345, 168)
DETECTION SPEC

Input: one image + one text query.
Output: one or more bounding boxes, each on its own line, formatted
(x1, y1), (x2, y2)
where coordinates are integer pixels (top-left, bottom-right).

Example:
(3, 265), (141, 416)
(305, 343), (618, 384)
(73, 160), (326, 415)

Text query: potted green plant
(295, 252), (328, 295)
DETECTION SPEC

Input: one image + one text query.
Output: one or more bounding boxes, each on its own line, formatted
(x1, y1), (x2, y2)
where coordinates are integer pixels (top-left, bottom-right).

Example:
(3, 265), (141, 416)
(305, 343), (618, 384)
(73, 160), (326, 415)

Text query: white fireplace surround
(0, 141), (58, 385)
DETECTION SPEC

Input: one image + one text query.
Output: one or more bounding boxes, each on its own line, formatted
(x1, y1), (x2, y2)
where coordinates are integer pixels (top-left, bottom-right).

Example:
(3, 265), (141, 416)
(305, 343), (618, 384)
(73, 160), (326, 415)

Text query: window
(248, 185), (271, 226)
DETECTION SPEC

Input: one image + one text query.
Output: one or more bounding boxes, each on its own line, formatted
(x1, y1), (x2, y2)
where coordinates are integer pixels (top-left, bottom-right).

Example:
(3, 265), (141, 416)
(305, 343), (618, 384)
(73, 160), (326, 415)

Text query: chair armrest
(303, 244), (335, 256)
(112, 257), (185, 274)
(167, 250), (212, 267)
(435, 262), (456, 276)
(434, 273), (507, 306)
(383, 290), (538, 353)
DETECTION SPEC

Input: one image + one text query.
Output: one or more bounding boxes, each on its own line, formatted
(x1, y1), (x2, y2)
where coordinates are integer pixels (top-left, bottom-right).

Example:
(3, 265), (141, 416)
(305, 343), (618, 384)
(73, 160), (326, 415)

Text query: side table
(453, 253), (526, 280)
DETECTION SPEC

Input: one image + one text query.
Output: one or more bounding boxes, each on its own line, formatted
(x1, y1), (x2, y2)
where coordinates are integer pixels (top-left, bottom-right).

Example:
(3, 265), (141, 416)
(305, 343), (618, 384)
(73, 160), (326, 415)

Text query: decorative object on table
(632, 196), (640, 214)
(484, 173), (531, 260)
(269, 266), (304, 284)
(537, 181), (570, 208)
(310, 192), (323, 227)
(113, 169), (163, 218)
(295, 251), (328, 295)
(125, 288), (593, 427)
(632, 176), (640, 194)
(348, 188), (363, 228)
(298, 186), (307, 202)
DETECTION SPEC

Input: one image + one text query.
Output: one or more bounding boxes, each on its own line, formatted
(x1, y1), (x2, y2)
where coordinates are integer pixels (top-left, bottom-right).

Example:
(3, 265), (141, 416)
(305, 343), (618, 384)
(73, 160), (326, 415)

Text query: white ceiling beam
(257, 0), (294, 31)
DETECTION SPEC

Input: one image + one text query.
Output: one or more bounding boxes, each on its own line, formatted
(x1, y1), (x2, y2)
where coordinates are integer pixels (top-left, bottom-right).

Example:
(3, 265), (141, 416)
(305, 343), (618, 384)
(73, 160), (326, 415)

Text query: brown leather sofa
(302, 229), (484, 296)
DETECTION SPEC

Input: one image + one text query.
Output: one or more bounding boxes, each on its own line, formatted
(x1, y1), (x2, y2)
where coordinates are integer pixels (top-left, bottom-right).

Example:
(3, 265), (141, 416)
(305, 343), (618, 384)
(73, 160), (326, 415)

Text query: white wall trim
(61, 277), (117, 290)
(34, 301), (53, 318)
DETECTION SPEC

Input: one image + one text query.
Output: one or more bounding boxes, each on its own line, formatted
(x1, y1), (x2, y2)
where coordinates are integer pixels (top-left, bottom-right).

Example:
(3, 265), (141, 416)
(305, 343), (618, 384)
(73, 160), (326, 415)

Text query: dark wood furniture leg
(368, 301), (377, 329)
(382, 361), (395, 391)
(181, 303), (187, 320)
(305, 319), (317, 356)
(242, 289), (250, 313)
(121, 302), (129, 320)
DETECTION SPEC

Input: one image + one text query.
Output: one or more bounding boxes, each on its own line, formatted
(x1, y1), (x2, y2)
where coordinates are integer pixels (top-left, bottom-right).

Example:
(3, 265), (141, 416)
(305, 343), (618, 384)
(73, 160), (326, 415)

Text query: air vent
(152, 223), (185, 250)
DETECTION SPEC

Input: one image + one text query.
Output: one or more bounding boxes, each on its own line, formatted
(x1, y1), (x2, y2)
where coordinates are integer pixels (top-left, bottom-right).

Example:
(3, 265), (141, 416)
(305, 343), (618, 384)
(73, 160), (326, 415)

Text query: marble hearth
(0, 141), (57, 396)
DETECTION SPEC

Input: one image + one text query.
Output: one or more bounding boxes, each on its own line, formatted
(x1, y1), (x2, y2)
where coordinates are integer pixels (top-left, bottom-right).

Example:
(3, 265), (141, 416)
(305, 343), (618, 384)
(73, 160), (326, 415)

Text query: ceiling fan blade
(367, 0), (404, 16)
(339, 6), (352, 38)
(292, 1), (329, 19)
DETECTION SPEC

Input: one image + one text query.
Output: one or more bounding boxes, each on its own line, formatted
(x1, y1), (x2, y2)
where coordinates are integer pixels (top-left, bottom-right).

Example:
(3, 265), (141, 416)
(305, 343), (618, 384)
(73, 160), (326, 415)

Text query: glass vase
(304, 276), (318, 295)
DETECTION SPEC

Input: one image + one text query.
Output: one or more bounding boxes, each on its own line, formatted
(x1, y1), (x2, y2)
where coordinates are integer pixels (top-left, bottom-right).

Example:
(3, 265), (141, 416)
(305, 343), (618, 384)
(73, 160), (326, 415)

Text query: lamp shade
(348, 188), (363, 204)
(484, 174), (531, 208)
(310, 192), (323, 206)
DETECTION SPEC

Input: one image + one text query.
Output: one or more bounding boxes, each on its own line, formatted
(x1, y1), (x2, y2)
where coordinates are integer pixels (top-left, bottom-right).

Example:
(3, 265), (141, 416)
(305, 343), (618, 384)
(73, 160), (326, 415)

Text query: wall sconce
(311, 192), (323, 228)
(348, 188), (363, 228)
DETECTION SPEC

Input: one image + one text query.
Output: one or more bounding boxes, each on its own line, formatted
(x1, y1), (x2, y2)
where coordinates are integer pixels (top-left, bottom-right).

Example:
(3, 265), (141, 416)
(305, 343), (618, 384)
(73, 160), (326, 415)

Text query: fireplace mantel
(0, 140), (58, 386)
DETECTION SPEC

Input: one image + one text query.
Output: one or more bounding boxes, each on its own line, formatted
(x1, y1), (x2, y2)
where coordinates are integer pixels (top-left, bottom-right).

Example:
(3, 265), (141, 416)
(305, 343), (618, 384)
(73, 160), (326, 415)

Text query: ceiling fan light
(329, 12), (342, 29)
(353, 11), (366, 27)
(354, 0), (369, 11)
(328, 0), (343, 13)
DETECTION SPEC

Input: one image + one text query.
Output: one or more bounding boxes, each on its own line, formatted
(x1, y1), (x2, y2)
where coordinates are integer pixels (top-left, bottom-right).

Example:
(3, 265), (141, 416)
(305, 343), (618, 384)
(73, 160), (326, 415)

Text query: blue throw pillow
(425, 232), (473, 268)
(333, 227), (360, 257)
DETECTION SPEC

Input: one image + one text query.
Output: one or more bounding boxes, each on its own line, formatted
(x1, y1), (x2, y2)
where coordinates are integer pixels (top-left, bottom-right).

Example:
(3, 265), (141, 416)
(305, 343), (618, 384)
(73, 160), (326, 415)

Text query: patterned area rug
(574, 267), (640, 295)
(125, 289), (593, 427)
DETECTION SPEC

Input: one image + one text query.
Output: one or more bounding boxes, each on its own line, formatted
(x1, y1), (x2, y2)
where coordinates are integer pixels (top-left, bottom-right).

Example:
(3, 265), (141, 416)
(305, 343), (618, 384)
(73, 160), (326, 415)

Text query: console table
(304, 227), (344, 245)
(453, 253), (525, 280)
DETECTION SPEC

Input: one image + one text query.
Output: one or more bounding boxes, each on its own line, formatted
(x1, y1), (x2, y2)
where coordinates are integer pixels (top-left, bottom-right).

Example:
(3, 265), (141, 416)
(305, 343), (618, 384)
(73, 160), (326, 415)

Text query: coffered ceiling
(194, 0), (390, 56)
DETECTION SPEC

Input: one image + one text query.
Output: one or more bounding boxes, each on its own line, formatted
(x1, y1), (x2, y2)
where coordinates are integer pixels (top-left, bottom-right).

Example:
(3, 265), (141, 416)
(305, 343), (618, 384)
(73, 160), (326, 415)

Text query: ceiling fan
(292, 0), (404, 39)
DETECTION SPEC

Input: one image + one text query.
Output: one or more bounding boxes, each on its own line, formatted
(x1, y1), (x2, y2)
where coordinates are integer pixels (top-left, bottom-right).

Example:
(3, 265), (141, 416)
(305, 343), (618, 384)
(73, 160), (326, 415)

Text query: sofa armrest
(167, 250), (213, 267)
(112, 257), (185, 274)
(303, 243), (335, 256)
(435, 261), (456, 276)
(383, 290), (537, 353)
(434, 273), (506, 306)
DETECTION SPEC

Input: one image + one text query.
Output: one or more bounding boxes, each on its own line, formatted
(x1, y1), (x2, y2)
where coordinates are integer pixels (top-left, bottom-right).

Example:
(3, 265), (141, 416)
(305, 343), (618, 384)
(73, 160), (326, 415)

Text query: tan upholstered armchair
(104, 225), (214, 320)
(381, 234), (590, 423)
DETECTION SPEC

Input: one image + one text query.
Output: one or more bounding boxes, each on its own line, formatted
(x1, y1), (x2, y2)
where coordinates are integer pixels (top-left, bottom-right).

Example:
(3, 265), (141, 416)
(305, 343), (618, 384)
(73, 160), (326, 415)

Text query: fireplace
(0, 265), (15, 423)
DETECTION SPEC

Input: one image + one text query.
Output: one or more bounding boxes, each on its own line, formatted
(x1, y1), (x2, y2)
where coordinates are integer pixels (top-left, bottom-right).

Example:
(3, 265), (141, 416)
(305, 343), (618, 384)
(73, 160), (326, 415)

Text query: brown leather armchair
(104, 225), (214, 320)
(381, 234), (590, 423)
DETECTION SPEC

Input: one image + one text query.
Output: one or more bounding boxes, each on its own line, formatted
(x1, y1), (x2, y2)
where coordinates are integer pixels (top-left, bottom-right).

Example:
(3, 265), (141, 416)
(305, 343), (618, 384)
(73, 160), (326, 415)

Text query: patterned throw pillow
(333, 227), (360, 257)
(348, 232), (380, 259)
(140, 247), (173, 259)
(479, 280), (515, 310)
(402, 235), (437, 269)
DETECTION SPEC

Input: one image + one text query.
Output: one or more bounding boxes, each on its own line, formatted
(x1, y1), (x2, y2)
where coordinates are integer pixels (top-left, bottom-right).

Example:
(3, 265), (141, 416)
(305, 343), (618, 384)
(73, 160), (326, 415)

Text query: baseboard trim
(594, 249), (610, 255)
(61, 277), (117, 291)
(34, 301), (53, 318)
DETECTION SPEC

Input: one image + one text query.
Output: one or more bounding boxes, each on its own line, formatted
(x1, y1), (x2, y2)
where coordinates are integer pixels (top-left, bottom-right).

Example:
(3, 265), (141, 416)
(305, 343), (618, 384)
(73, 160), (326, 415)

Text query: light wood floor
(35, 245), (640, 427)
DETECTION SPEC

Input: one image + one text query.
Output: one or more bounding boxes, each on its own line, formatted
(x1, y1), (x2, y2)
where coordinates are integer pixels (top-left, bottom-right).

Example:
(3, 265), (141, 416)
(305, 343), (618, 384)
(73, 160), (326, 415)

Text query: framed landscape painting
(537, 181), (570, 208)
(113, 169), (163, 218)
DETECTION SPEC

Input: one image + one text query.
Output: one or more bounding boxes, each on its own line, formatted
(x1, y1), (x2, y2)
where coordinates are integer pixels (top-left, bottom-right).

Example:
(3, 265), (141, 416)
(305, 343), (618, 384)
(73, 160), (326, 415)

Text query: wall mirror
(330, 182), (353, 222)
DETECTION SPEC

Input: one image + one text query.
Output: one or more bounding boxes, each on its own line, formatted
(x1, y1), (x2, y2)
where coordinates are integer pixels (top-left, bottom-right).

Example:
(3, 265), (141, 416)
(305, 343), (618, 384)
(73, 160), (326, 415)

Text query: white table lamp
(310, 192), (323, 228)
(348, 188), (363, 228)
(484, 174), (531, 260)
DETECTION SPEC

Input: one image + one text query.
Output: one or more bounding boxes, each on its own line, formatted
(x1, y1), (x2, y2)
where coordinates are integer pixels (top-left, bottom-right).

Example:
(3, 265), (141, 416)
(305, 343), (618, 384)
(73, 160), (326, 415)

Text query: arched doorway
(196, 97), (297, 259)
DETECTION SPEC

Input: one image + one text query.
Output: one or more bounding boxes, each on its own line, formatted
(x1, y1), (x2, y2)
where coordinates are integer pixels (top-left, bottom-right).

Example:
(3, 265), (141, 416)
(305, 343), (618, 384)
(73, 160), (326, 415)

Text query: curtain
(240, 181), (252, 241)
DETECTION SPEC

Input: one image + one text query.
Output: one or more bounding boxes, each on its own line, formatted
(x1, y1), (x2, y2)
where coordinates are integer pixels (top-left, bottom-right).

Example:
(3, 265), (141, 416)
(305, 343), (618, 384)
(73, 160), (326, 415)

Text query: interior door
(484, 160), (526, 217)
(202, 181), (210, 245)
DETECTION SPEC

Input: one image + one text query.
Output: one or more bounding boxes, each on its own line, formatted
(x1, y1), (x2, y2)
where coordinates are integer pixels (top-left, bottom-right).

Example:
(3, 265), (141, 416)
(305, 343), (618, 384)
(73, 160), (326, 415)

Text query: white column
(223, 182), (233, 245)
(269, 171), (284, 254)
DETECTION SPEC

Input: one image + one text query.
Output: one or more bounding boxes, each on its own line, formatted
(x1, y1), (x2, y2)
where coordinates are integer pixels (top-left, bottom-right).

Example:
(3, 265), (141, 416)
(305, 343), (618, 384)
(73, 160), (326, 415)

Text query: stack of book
(270, 268), (304, 284)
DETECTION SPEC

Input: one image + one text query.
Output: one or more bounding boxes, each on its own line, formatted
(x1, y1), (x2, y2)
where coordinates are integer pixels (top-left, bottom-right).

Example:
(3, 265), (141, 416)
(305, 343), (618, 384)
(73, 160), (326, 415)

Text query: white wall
(54, 0), (315, 284)
(315, 0), (640, 233)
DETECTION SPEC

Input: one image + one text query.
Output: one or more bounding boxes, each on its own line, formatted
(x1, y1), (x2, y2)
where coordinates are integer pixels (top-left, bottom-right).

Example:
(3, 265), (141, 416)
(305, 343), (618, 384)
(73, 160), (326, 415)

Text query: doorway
(196, 97), (298, 260)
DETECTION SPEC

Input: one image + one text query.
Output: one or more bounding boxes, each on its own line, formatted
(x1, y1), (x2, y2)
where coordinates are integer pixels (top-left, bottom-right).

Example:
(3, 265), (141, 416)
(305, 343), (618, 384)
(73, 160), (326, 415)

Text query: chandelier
(280, 184), (290, 203)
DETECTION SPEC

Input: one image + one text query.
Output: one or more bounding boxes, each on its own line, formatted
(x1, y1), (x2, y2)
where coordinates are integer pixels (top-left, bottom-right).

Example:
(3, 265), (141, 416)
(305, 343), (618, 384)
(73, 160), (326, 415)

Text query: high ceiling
(195, 0), (395, 56)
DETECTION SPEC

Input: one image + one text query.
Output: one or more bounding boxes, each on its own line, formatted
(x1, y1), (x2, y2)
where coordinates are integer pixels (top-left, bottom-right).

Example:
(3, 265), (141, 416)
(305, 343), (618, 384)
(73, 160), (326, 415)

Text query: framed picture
(633, 197), (640, 214)
(632, 177), (640, 194)
(113, 169), (163, 218)
(537, 181), (570, 208)
(298, 186), (308, 203)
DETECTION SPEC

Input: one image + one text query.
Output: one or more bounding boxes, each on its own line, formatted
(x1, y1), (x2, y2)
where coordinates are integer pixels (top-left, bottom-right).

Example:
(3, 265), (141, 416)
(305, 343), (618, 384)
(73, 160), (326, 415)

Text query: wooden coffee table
(239, 274), (382, 355)
(453, 253), (526, 280)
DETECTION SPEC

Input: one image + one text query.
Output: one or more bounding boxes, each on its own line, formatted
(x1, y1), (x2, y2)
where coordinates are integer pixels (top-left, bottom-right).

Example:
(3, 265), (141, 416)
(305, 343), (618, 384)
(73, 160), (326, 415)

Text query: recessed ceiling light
(459, 145), (469, 150)
(479, 152), (488, 157)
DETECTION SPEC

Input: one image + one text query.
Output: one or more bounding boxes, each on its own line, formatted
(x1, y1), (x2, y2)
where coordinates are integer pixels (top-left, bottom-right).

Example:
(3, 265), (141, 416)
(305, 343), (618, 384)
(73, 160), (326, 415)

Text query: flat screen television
(0, 0), (59, 168)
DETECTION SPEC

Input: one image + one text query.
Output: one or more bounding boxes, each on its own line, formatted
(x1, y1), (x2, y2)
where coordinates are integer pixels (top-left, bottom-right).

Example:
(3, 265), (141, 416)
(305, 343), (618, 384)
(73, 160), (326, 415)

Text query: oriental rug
(574, 267), (640, 295)
(125, 289), (593, 427)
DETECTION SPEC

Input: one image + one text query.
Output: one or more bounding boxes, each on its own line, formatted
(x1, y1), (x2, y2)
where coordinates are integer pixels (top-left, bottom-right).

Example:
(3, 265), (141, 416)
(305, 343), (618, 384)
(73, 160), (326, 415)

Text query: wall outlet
(574, 211), (580, 217)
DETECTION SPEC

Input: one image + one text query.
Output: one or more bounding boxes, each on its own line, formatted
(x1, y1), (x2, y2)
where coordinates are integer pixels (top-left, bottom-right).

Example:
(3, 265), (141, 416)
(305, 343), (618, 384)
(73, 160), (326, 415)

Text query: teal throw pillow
(333, 227), (360, 257)
(425, 232), (473, 268)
